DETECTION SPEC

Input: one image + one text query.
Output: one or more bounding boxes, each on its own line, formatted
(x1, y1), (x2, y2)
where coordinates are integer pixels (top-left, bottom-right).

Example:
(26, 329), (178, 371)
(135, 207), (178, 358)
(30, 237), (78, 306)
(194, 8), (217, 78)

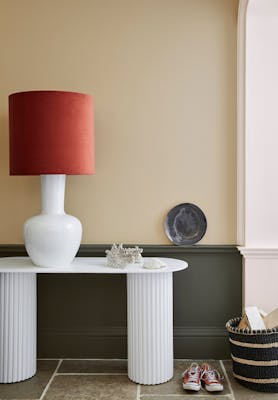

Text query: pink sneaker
(182, 363), (201, 391)
(201, 363), (224, 392)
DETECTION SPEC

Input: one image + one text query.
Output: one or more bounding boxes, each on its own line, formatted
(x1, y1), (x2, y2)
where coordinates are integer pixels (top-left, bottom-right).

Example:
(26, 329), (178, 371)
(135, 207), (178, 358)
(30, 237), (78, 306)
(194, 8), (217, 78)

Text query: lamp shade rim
(10, 171), (95, 176)
(9, 90), (93, 99)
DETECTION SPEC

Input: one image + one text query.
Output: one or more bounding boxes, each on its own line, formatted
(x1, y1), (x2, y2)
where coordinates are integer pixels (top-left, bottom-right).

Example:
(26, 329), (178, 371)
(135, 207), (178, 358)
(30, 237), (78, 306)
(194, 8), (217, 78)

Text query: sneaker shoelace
(201, 368), (222, 384)
(182, 363), (200, 383)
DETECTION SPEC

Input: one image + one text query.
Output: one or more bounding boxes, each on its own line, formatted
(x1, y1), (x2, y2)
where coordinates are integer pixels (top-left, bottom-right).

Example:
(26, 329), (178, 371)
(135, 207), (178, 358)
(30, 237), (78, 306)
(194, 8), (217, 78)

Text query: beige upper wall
(0, 0), (238, 244)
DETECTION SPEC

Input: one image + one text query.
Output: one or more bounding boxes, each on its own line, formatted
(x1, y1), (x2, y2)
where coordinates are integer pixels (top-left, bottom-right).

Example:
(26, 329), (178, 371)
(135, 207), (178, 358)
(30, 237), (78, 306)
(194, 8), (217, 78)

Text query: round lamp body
(24, 214), (82, 268)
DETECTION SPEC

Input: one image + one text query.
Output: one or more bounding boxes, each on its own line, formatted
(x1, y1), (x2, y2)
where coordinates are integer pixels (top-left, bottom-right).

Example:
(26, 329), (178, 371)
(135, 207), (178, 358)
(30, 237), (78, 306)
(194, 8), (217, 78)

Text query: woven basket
(226, 317), (278, 393)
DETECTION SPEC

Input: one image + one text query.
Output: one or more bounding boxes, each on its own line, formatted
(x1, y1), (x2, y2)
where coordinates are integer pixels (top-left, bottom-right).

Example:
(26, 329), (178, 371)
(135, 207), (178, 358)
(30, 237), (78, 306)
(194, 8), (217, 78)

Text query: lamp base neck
(41, 174), (65, 214)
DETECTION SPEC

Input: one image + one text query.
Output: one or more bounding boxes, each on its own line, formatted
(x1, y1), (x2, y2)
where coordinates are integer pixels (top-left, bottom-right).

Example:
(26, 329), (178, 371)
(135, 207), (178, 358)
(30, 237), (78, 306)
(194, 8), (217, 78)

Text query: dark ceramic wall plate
(164, 203), (207, 245)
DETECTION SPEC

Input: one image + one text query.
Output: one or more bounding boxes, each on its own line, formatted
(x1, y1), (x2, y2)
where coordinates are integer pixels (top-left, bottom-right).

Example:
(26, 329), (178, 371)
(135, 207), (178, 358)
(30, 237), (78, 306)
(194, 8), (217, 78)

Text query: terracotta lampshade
(9, 90), (94, 175)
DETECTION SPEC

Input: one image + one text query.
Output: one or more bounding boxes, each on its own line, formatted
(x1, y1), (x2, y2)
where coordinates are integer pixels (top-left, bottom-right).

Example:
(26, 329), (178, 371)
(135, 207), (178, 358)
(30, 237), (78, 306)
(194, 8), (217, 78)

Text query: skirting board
(0, 244), (242, 359)
(38, 325), (229, 360)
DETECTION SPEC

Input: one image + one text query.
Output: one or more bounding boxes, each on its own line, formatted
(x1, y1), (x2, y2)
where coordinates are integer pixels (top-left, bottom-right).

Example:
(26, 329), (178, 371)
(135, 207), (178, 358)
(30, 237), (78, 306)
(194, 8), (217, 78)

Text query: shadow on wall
(0, 113), (9, 178)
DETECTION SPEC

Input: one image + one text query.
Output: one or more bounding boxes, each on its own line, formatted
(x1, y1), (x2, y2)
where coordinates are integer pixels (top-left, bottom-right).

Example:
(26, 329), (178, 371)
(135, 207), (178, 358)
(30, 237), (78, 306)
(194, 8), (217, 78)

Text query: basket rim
(226, 317), (278, 335)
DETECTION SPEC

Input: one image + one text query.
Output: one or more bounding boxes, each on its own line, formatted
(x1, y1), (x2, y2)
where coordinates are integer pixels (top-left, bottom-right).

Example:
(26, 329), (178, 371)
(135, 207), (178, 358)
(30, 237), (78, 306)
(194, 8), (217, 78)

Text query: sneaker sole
(205, 384), (224, 392)
(183, 383), (201, 391)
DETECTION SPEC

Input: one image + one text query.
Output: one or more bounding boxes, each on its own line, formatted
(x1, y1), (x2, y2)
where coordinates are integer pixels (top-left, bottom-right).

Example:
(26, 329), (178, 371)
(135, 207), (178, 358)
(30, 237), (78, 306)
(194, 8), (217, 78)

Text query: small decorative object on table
(143, 258), (167, 269)
(106, 244), (143, 268)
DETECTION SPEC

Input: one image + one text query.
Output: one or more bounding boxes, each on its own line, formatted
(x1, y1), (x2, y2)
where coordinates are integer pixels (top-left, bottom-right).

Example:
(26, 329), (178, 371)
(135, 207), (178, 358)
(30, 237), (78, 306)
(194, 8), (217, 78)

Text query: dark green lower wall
(0, 245), (242, 359)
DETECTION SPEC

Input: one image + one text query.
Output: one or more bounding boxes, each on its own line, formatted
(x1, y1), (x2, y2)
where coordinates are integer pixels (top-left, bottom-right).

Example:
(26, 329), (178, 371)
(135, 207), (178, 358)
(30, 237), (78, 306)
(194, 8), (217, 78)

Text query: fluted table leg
(127, 272), (173, 385)
(0, 273), (37, 383)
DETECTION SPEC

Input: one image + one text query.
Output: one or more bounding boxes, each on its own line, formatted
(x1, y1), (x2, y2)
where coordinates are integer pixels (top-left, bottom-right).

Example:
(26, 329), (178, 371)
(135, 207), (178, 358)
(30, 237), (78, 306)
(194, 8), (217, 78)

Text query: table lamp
(9, 90), (94, 267)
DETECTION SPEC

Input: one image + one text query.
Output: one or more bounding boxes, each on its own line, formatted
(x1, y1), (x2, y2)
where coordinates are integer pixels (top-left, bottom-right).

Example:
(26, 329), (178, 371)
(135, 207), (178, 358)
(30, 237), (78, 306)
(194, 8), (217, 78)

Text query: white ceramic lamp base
(24, 175), (82, 267)
(127, 272), (173, 385)
(0, 273), (36, 383)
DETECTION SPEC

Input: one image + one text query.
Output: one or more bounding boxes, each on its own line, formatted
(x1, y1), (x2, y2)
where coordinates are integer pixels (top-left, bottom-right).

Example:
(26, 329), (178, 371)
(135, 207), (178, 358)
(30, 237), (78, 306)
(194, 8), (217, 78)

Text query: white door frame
(237, 0), (278, 312)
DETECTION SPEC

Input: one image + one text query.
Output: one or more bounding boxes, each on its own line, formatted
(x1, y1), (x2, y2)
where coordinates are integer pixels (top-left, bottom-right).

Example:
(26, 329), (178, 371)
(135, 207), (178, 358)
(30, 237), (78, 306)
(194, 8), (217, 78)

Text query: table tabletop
(0, 257), (188, 273)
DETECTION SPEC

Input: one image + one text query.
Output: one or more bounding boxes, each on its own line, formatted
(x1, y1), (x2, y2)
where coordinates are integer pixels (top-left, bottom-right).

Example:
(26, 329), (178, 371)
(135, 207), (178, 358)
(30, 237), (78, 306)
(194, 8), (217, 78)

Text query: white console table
(0, 257), (187, 385)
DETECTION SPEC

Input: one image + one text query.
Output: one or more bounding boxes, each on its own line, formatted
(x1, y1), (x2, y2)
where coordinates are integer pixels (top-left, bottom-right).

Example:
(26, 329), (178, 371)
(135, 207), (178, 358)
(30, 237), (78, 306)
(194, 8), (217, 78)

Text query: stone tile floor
(0, 359), (277, 400)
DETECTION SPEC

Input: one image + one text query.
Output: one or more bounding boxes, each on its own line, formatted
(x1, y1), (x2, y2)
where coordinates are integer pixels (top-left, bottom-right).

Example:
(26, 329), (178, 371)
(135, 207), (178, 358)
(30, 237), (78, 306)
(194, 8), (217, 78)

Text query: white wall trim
(237, 0), (249, 246)
(238, 247), (278, 259)
(238, 0), (278, 311)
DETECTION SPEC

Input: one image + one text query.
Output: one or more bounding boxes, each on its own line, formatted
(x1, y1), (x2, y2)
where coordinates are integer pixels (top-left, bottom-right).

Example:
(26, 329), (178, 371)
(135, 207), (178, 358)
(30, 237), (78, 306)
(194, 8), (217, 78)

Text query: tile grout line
(37, 357), (128, 361)
(39, 359), (63, 400)
(139, 395), (232, 398)
(56, 372), (127, 376)
(220, 360), (236, 400)
(137, 384), (140, 400)
(38, 358), (231, 361)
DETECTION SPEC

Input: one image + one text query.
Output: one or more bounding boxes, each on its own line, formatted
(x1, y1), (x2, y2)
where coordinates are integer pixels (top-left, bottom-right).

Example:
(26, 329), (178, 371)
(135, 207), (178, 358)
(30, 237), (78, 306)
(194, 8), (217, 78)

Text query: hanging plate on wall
(164, 203), (207, 245)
